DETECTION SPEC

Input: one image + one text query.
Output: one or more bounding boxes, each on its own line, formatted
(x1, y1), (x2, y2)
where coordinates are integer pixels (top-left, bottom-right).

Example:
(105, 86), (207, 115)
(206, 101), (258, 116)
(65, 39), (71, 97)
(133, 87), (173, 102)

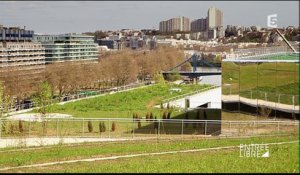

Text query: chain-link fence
(0, 118), (298, 139)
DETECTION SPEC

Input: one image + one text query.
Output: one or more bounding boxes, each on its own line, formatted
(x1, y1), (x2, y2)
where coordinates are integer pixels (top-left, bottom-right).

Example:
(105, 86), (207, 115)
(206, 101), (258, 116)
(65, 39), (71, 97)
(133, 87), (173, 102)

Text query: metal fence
(223, 87), (299, 106)
(226, 46), (299, 60)
(0, 118), (298, 139)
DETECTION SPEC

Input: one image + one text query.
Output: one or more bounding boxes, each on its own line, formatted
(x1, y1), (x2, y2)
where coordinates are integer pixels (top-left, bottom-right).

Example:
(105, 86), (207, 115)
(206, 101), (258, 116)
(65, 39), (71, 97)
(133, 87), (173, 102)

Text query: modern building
(0, 25), (34, 42)
(34, 34), (98, 63)
(0, 25), (45, 82)
(159, 16), (190, 33)
(207, 7), (223, 29)
(191, 18), (208, 32)
(222, 48), (299, 119)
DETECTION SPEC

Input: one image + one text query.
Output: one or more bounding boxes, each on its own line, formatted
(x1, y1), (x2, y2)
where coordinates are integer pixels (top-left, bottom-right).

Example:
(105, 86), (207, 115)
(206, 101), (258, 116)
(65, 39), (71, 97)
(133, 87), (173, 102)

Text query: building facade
(191, 18), (208, 32)
(34, 34), (98, 63)
(0, 25), (34, 42)
(207, 7), (223, 29)
(0, 25), (45, 83)
(222, 50), (299, 119)
(159, 16), (190, 33)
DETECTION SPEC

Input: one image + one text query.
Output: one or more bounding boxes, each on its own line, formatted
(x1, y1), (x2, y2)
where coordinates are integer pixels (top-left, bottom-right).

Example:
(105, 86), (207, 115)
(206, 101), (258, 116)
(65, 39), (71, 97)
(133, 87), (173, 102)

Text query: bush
(150, 112), (153, 120)
(185, 112), (189, 127)
(18, 120), (24, 133)
(146, 112), (150, 122)
(111, 122), (116, 132)
(88, 121), (93, 133)
(167, 111), (171, 119)
(137, 117), (142, 129)
(99, 121), (106, 133)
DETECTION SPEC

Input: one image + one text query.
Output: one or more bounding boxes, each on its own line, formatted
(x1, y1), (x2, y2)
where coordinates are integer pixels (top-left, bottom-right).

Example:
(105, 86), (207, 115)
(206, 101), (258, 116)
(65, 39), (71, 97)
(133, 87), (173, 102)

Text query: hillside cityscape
(0, 2), (299, 173)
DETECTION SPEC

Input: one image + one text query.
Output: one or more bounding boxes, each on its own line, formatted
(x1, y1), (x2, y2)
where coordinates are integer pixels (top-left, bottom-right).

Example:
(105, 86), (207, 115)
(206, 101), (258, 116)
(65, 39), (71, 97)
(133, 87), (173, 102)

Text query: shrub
(88, 121), (93, 133)
(167, 111), (171, 119)
(18, 120), (24, 133)
(162, 111), (167, 119)
(111, 122), (116, 132)
(137, 117), (142, 129)
(146, 112), (150, 122)
(160, 102), (164, 109)
(150, 112), (153, 120)
(99, 122), (106, 133)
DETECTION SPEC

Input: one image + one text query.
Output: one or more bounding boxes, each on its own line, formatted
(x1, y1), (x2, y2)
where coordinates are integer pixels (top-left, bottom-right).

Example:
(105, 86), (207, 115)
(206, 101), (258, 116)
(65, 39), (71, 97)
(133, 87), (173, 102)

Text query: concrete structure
(159, 16), (190, 33)
(0, 42), (45, 79)
(207, 7), (223, 29)
(0, 25), (45, 82)
(0, 25), (34, 42)
(191, 18), (208, 32)
(34, 34), (98, 63)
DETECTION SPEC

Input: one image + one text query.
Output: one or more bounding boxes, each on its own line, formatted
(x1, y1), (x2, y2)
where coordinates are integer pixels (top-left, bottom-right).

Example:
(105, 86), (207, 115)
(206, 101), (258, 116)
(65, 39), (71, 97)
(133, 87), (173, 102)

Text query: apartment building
(34, 34), (98, 63)
(191, 18), (208, 32)
(159, 16), (190, 33)
(0, 25), (45, 82)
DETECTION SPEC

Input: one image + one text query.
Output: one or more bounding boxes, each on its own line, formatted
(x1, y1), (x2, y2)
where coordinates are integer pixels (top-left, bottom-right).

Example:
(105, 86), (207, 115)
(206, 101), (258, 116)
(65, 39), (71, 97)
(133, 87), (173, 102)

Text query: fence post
(132, 119), (135, 138)
(277, 121), (280, 133)
(181, 120), (184, 137)
(82, 118), (84, 137)
(204, 121), (207, 136)
(229, 121), (231, 136)
(108, 119), (111, 138)
(56, 118), (59, 138)
(158, 119), (160, 138)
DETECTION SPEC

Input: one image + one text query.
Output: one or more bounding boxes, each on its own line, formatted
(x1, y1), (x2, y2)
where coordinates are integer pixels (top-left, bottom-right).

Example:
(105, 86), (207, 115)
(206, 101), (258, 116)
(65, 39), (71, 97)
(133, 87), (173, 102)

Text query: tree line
(0, 46), (186, 105)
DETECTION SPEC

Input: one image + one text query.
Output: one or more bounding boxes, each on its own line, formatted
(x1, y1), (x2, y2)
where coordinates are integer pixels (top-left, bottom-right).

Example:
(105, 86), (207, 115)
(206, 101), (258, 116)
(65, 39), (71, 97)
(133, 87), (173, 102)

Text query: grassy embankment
(0, 134), (298, 173)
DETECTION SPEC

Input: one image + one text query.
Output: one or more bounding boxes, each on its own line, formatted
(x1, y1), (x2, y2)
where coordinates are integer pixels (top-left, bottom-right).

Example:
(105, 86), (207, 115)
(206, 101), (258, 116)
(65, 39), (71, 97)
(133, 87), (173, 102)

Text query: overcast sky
(0, 1), (299, 34)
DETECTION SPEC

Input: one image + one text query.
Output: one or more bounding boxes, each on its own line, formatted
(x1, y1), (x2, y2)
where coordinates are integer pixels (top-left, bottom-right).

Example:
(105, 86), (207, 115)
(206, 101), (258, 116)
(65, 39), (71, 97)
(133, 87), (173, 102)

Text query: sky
(0, 1), (299, 34)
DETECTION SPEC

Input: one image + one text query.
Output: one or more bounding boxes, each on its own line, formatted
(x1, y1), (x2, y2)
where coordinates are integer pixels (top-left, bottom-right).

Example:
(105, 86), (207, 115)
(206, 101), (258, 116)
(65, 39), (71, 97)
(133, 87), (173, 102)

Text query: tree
(99, 121), (106, 134)
(0, 82), (13, 118)
(33, 81), (53, 116)
(33, 81), (53, 136)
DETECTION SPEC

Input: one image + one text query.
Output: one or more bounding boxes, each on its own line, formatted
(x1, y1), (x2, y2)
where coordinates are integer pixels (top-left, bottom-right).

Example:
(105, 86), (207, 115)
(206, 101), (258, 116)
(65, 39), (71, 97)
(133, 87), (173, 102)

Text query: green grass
(41, 84), (211, 118)
(1, 135), (298, 173)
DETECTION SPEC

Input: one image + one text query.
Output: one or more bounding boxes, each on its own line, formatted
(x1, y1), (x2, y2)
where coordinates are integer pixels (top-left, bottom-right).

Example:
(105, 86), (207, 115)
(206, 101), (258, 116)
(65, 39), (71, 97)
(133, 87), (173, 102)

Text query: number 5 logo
(267, 14), (277, 28)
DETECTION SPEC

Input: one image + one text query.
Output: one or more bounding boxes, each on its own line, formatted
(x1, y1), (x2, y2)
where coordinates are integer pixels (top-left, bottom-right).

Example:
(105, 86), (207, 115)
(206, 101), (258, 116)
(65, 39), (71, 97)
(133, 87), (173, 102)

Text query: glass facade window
(222, 52), (299, 120)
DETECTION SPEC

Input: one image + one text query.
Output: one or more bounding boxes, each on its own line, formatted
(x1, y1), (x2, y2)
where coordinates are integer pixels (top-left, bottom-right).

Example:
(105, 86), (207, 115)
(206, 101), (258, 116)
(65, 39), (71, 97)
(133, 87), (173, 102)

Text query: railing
(0, 118), (298, 139)
(5, 82), (150, 114)
(222, 87), (299, 106)
(226, 46), (299, 60)
(162, 85), (219, 104)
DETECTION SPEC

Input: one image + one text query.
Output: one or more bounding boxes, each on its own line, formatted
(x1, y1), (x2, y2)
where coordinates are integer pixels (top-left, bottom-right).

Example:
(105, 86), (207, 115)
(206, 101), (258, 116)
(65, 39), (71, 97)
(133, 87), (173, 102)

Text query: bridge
(162, 53), (221, 79)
